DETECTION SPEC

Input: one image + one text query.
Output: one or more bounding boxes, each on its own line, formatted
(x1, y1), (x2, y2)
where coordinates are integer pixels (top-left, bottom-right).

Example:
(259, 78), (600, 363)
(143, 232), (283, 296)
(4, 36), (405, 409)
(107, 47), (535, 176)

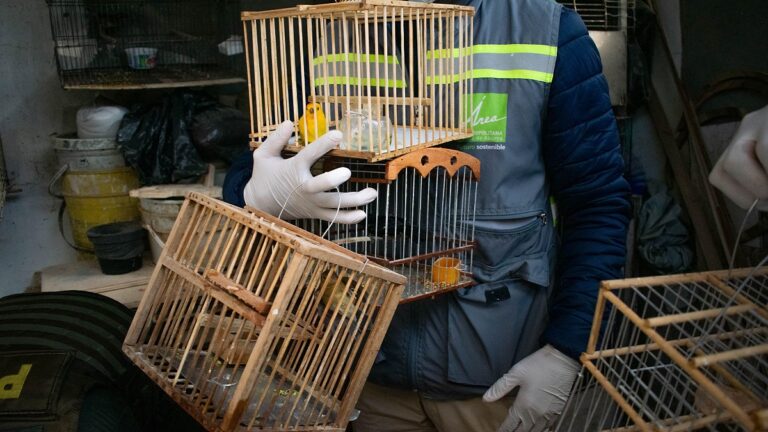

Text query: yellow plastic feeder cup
(431, 257), (462, 286)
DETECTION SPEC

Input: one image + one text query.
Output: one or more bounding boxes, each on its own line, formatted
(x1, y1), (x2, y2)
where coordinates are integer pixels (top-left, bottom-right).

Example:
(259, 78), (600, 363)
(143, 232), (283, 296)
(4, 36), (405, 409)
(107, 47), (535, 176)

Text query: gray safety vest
(368, 0), (562, 399)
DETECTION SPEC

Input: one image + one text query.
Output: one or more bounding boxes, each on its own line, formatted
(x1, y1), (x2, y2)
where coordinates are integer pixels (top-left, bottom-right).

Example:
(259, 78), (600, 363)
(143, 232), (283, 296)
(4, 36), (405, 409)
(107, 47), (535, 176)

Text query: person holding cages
(224, 0), (630, 430)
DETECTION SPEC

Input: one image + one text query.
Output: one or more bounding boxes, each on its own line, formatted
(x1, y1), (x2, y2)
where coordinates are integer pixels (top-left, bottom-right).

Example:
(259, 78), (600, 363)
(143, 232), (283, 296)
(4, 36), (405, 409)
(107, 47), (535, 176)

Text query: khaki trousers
(352, 382), (513, 432)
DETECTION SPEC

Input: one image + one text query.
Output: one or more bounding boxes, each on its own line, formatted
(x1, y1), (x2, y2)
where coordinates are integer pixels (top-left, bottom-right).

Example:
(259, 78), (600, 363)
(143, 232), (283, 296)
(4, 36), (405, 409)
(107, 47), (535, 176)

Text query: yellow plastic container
(62, 167), (140, 250)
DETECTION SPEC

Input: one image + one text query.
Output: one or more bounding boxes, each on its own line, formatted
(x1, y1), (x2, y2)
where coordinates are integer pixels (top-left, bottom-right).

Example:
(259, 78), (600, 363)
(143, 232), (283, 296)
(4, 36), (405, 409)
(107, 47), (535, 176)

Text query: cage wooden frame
(297, 147), (480, 303)
(241, 0), (474, 162)
(556, 267), (768, 432)
(123, 192), (405, 431)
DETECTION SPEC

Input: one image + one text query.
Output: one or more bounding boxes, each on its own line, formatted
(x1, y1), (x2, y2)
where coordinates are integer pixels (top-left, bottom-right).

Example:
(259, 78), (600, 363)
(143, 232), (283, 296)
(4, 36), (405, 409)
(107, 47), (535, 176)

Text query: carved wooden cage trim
(123, 193), (405, 431)
(297, 147), (480, 303)
(555, 268), (768, 432)
(241, 0), (475, 161)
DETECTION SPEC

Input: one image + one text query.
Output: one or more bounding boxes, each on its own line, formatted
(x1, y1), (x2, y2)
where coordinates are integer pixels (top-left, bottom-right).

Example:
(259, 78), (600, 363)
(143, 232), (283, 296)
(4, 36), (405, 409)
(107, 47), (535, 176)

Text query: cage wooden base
(124, 193), (405, 431)
(556, 267), (768, 432)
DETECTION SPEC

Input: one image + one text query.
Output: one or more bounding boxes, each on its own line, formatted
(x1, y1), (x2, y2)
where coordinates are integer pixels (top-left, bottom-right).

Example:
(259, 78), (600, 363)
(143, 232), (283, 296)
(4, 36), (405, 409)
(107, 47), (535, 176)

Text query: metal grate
(46, 0), (245, 89)
(557, 0), (635, 32)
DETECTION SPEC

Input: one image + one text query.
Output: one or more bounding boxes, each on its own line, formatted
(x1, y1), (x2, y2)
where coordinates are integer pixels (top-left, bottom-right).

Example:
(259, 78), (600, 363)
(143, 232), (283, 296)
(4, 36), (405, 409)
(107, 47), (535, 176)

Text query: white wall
(0, 0), (95, 297)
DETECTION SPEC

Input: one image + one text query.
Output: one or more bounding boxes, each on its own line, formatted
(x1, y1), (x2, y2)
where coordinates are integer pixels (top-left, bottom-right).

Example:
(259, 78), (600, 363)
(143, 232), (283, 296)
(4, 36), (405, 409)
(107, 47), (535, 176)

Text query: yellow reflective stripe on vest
(425, 43), (557, 84)
(424, 69), (554, 84)
(426, 44), (557, 59)
(312, 53), (400, 66)
(313, 52), (404, 88)
(313, 77), (406, 88)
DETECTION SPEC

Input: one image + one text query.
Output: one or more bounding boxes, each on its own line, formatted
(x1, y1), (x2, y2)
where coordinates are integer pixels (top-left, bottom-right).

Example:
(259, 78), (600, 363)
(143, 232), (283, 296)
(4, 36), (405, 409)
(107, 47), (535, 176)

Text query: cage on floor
(241, 0), (474, 161)
(297, 148), (479, 303)
(46, 0), (245, 89)
(555, 267), (768, 432)
(123, 192), (405, 431)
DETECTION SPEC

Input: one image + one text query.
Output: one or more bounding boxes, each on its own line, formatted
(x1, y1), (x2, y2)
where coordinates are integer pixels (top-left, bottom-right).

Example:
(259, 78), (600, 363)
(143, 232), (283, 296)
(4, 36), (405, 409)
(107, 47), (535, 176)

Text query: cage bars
(241, 0), (474, 162)
(124, 193), (405, 431)
(556, 267), (768, 432)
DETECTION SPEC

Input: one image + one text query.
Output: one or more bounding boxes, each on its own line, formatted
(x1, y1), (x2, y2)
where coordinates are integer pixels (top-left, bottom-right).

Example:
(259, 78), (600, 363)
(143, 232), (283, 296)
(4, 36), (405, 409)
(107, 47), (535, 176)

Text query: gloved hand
(243, 120), (377, 223)
(483, 345), (580, 432)
(708, 104), (768, 211)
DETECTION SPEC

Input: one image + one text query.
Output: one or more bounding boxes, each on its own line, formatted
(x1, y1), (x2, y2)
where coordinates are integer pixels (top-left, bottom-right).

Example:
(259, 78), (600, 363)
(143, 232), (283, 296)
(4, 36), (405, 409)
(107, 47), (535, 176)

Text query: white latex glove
(243, 120), (377, 223)
(709, 104), (768, 211)
(483, 345), (580, 432)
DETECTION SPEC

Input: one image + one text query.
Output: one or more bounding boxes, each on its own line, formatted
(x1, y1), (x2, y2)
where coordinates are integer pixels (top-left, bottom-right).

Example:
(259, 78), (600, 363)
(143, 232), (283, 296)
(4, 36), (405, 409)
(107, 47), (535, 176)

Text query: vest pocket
(446, 214), (555, 387)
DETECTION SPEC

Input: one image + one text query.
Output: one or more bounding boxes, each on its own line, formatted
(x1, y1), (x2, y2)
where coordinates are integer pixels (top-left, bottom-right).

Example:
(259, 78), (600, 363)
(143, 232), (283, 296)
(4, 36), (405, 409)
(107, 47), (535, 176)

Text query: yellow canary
(319, 269), (356, 319)
(298, 102), (328, 145)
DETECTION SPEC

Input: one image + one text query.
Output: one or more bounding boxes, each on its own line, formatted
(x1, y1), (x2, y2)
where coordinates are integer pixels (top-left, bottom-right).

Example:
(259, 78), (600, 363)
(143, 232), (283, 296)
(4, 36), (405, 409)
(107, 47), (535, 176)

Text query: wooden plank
(64, 78), (245, 90)
(41, 258), (152, 308)
(130, 184), (222, 199)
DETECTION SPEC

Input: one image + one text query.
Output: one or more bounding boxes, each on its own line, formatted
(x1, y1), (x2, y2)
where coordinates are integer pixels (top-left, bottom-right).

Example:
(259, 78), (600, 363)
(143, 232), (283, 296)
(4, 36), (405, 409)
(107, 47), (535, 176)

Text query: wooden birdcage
(555, 267), (768, 432)
(123, 192), (405, 431)
(297, 148), (479, 303)
(241, 0), (474, 161)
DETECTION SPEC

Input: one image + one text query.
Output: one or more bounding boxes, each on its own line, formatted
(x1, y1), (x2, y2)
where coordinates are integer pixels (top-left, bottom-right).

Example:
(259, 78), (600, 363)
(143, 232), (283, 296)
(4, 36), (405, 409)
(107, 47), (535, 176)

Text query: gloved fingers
(295, 130), (343, 167)
(303, 167), (351, 194)
(722, 139), (768, 199)
(497, 411), (522, 432)
(709, 162), (760, 210)
(311, 188), (378, 209)
(312, 208), (368, 224)
(484, 373), (521, 402)
(256, 121), (294, 158)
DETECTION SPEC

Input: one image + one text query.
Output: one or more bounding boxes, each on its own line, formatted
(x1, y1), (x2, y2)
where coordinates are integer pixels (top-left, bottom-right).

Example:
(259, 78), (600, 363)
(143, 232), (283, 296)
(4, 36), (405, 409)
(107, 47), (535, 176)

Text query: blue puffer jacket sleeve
(541, 8), (631, 359)
(222, 150), (252, 208)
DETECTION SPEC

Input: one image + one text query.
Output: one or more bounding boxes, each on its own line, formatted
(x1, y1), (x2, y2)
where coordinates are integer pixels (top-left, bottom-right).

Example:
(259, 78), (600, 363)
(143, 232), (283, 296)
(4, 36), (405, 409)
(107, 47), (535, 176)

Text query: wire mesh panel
(557, 0), (635, 32)
(47, 0), (245, 89)
(123, 192), (405, 431)
(297, 148), (479, 303)
(556, 268), (768, 432)
(241, 0), (474, 161)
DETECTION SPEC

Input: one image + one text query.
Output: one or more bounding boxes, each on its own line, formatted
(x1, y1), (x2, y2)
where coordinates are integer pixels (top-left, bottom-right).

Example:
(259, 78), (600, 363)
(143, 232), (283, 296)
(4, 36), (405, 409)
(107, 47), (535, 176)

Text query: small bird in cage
(298, 103), (328, 145)
(319, 269), (357, 320)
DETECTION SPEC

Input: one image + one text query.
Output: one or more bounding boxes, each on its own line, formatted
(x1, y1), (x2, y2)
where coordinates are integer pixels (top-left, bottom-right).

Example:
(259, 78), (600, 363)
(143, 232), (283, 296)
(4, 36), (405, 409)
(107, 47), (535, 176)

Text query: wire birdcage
(123, 192), (405, 431)
(46, 0), (245, 89)
(556, 267), (768, 432)
(241, 0), (475, 161)
(557, 0), (635, 32)
(297, 148), (479, 303)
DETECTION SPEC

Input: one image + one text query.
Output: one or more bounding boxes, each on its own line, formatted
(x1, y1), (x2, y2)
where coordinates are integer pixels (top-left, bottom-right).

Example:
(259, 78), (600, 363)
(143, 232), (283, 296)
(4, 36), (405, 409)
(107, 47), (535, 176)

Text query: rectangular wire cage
(123, 192), (406, 431)
(241, 0), (475, 161)
(557, 0), (635, 32)
(297, 148), (479, 303)
(46, 0), (245, 89)
(555, 267), (768, 432)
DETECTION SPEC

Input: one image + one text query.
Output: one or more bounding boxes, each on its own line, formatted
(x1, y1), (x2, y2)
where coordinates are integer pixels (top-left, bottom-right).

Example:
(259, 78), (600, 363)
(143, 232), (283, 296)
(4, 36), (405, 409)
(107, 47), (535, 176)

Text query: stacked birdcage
(242, 1), (478, 302)
(297, 148), (480, 302)
(123, 192), (405, 431)
(241, 0), (475, 161)
(555, 267), (768, 432)
(46, 0), (244, 89)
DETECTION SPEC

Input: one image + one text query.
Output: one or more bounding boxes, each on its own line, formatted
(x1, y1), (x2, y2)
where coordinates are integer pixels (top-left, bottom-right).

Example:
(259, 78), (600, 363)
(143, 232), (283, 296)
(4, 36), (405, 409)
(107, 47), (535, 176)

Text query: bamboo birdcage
(297, 148), (480, 303)
(123, 192), (405, 431)
(555, 267), (768, 432)
(241, 0), (474, 162)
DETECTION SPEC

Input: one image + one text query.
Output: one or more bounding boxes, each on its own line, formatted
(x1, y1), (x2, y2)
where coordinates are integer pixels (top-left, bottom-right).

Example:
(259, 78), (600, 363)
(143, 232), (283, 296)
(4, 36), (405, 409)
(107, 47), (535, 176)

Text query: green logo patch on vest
(465, 92), (508, 146)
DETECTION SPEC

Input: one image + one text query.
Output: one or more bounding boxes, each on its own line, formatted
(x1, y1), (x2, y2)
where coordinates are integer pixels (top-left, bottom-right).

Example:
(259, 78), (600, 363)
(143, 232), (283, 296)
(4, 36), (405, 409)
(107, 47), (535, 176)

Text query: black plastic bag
(190, 106), (250, 163)
(117, 91), (210, 185)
